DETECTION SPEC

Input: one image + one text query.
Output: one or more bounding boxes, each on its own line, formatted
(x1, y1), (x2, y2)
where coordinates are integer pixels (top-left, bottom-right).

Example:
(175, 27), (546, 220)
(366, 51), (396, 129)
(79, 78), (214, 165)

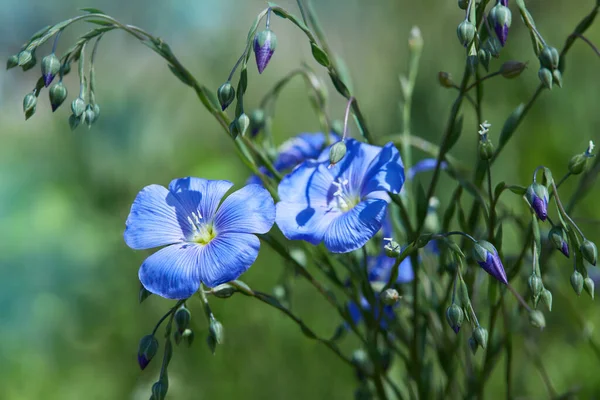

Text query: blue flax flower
(276, 139), (405, 253)
(124, 177), (275, 299)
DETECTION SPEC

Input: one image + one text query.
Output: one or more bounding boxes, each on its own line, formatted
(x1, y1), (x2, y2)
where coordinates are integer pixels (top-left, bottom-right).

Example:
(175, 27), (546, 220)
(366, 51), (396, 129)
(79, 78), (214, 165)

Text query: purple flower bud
(561, 241), (570, 258)
(253, 29), (277, 74)
(137, 334), (158, 370)
(490, 2), (512, 46)
(41, 54), (60, 88)
(526, 183), (549, 221)
(473, 240), (507, 284)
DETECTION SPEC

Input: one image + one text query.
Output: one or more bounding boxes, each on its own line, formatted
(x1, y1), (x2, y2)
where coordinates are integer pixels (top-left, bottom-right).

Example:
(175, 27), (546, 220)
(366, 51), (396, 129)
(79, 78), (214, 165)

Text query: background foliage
(1, 0), (599, 398)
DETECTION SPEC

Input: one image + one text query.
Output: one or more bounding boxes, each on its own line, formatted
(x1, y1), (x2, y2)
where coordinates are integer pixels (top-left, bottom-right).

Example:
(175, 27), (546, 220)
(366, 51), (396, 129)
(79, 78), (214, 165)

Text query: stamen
(587, 140), (595, 155)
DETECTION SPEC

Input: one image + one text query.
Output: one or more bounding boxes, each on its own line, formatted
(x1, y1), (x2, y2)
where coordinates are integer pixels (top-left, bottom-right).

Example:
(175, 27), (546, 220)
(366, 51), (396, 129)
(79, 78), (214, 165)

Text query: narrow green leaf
(415, 182), (428, 224)
(499, 103), (524, 149)
(80, 7), (105, 14)
(168, 64), (192, 86)
(507, 185), (527, 195)
(85, 19), (114, 26)
(494, 181), (506, 200)
(310, 42), (330, 67)
(329, 72), (350, 97)
(446, 115), (463, 150)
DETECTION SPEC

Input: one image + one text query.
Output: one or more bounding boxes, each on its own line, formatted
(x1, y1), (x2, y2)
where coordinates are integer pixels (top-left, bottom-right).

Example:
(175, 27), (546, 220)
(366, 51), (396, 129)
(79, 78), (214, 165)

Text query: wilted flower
(124, 177), (275, 299)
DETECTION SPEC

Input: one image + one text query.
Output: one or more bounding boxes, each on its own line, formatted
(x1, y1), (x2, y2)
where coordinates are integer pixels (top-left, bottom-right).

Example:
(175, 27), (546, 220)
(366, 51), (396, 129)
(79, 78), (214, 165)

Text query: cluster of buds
(69, 96), (100, 130)
(538, 45), (562, 89)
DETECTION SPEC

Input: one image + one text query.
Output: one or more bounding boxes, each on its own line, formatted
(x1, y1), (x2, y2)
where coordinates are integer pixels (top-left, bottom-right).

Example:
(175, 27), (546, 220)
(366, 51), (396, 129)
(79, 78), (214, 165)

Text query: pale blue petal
(361, 142), (405, 197)
(324, 199), (388, 253)
(168, 177), (233, 221)
(324, 139), (381, 194)
(407, 158), (446, 180)
(275, 132), (339, 171)
(214, 184), (275, 234)
(276, 201), (339, 244)
(138, 243), (201, 299)
(277, 160), (333, 206)
(124, 184), (189, 250)
(197, 232), (260, 288)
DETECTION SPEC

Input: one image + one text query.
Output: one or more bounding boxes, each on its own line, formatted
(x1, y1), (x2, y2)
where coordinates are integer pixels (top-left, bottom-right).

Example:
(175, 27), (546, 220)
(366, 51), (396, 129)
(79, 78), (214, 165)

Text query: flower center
(186, 211), (217, 245)
(331, 177), (359, 212)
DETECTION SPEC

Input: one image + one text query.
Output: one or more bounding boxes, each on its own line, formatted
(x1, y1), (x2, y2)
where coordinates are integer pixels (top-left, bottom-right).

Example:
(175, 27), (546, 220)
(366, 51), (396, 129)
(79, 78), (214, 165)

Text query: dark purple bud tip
(531, 196), (548, 221)
(474, 241), (508, 285)
(495, 24), (509, 47)
(43, 73), (54, 88)
(500, 0), (508, 6)
(452, 325), (460, 334)
(138, 355), (150, 370)
(253, 30), (277, 74)
(561, 242), (570, 258)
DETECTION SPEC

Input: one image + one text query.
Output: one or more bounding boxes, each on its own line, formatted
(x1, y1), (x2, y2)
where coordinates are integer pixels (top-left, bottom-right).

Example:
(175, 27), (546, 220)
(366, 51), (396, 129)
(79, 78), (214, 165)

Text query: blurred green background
(1, 0), (599, 399)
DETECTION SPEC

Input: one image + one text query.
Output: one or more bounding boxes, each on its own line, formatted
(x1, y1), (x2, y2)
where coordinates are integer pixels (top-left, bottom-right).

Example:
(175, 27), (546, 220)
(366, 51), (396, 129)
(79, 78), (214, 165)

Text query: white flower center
(331, 177), (358, 212)
(186, 211), (216, 245)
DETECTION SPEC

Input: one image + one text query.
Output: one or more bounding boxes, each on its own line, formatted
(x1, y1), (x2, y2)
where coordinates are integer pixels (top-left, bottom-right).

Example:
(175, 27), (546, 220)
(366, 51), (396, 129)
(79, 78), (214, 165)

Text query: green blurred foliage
(0, 0), (599, 398)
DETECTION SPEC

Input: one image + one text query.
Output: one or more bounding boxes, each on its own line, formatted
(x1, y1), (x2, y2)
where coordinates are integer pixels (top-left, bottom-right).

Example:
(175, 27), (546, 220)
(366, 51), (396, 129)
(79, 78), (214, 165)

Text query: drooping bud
(151, 380), (168, 400)
(137, 334), (159, 370)
(329, 141), (347, 166)
(528, 274), (544, 302)
(552, 69), (563, 88)
(23, 92), (37, 120)
(71, 97), (86, 117)
(500, 61), (527, 79)
(548, 226), (569, 258)
(490, 2), (512, 46)
(41, 53), (60, 87)
(236, 113), (250, 137)
(20, 51), (36, 71)
(17, 50), (33, 67)
(581, 240), (598, 266)
(249, 109), (265, 137)
(584, 277), (595, 299)
(483, 36), (502, 58)
(217, 82), (235, 111)
(92, 103), (100, 120)
(416, 233), (433, 249)
(539, 46), (560, 70)
(473, 240), (508, 284)
(174, 306), (191, 334)
(541, 288), (553, 311)
(84, 105), (96, 129)
(253, 29), (277, 74)
(381, 288), (400, 305)
(438, 71), (454, 88)
(6, 54), (18, 70)
(526, 183), (549, 221)
(468, 336), (478, 355)
(445, 304), (464, 334)
(478, 48), (491, 71)
(68, 114), (80, 131)
(473, 326), (488, 349)
(48, 82), (68, 112)
(211, 283), (237, 298)
(529, 310), (546, 329)
(538, 68), (553, 89)
(457, 21), (476, 47)
(571, 270), (584, 296)
(182, 328), (195, 347)
(209, 318), (223, 345)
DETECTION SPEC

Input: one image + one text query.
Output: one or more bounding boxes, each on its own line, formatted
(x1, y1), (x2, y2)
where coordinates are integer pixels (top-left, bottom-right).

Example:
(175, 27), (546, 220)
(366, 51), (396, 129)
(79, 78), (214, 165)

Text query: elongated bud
(445, 304), (464, 334)
(174, 306), (191, 334)
(381, 289), (400, 305)
(438, 71), (454, 88)
(329, 141), (347, 166)
(529, 310), (546, 329)
(253, 29), (277, 74)
(84, 105), (96, 129)
(552, 69), (563, 88)
(541, 289), (553, 311)
(581, 240), (598, 266)
(17, 50), (33, 66)
(526, 183), (549, 221)
(538, 68), (553, 89)
(483, 36), (502, 58)
(71, 97), (85, 117)
(569, 154), (588, 175)
(93, 103), (100, 121)
(490, 2), (512, 46)
(217, 82), (235, 111)
(473, 326), (488, 349)
(478, 49), (491, 71)
(539, 46), (560, 70)
(571, 270), (584, 296)
(41, 53), (60, 87)
(500, 61), (527, 79)
(152, 380), (168, 400)
(478, 138), (494, 161)
(137, 334), (159, 370)
(457, 21), (476, 47)
(48, 82), (68, 112)
(473, 240), (508, 284)
(548, 226), (569, 258)
(69, 114), (80, 131)
(211, 283), (237, 298)
(182, 328), (195, 347)
(416, 233), (433, 249)
(468, 336), (478, 355)
(236, 113), (250, 137)
(6, 54), (18, 70)
(249, 109), (265, 137)
(23, 92), (37, 120)
(20, 51), (36, 71)
(528, 274), (543, 303)
(209, 318), (223, 345)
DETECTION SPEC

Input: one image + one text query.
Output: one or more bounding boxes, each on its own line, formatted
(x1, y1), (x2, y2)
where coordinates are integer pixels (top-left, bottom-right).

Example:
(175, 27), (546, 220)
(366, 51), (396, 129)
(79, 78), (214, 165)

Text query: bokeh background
(1, 0), (599, 399)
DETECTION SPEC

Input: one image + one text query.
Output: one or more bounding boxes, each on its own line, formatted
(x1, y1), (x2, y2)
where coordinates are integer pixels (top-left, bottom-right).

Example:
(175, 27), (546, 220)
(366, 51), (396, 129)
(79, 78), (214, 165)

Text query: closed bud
(137, 334), (159, 370)
(568, 153), (588, 175)
(584, 277), (595, 299)
(571, 270), (584, 296)
(473, 241), (508, 284)
(41, 53), (60, 87)
(209, 318), (224, 345)
(6, 54), (18, 70)
(538, 68), (553, 89)
(228, 120), (240, 139)
(467, 54), (478, 74)
(445, 304), (464, 334)
(253, 29), (277, 74)
(69, 114), (80, 131)
(352, 349), (374, 378)
(526, 183), (549, 221)
(23, 92), (37, 120)
(500, 61), (527, 79)
(528, 274), (544, 301)
(84, 105), (96, 129)
(484, 36), (502, 58)
(329, 141), (347, 166)
(438, 71), (454, 88)
(548, 226), (569, 258)
(552, 69), (563, 88)
(48, 82), (68, 112)
(211, 283), (236, 298)
(174, 306), (191, 333)
(468, 336), (478, 355)
(490, 3), (512, 46)
(458, 0), (469, 10)
(236, 113), (250, 137)
(384, 239), (401, 258)
(93, 103), (100, 120)
(151, 381), (167, 400)
(182, 328), (195, 347)
(71, 97), (85, 117)
(249, 109), (265, 137)
(61, 61), (71, 76)
(473, 326), (488, 349)
(541, 288), (553, 311)
(478, 139), (494, 161)
(457, 21), (476, 47)
(529, 310), (546, 329)
(381, 288), (400, 305)
(581, 240), (598, 266)
(478, 49), (490, 71)
(17, 50), (33, 66)
(217, 82), (235, 111)
(20, 51), (36, 71)
(539, 46), (560, 70)
(408, 26), (423, 51)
